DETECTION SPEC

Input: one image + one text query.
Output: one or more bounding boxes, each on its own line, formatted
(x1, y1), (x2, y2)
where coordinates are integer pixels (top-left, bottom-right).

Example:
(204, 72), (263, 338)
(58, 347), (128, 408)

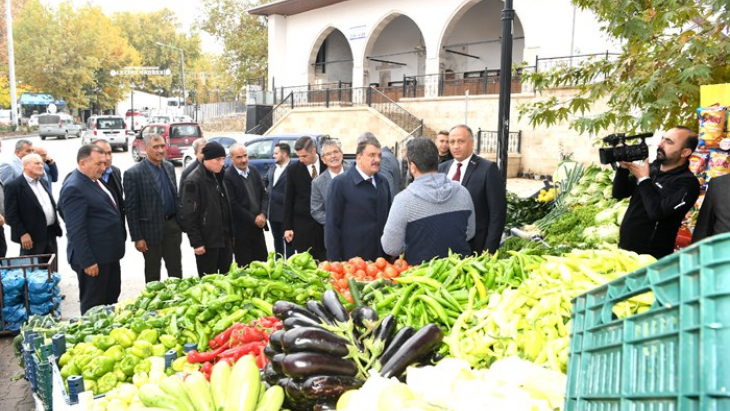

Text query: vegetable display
(319, 257), (410, 302)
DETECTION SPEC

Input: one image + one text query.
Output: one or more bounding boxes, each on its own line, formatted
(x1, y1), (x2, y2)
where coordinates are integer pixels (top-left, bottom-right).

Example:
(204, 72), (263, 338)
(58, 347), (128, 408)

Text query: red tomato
(375, 272), (385, 280)
(337, 278), (348, 289)
(343, 290), (353, 304)
(354, 269), (367, 280)
(331, 262), (344, 274)
(375, 257), (388, 270)
(393, 259), (409, 273)
(343, 263), (356, 274)
(384, 266), (398, 279)
(319, 261), (333, 272)
(365, 264), (380, 278)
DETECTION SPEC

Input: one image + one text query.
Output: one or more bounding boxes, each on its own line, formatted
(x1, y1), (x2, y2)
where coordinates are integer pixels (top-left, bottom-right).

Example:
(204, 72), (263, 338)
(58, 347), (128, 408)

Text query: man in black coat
(124, 134), (183, 282)
(224, 144), (269, 267)
(4, 153), (62, 262)
(283, 136), (327, 260)
(91, 139), (126, 239)
(325, 135), (391, 261)
(438, 125), (506, 255)
(265, 143), (293, 259)
(182, 142), (233, 276)
(693, 174), (730, 243)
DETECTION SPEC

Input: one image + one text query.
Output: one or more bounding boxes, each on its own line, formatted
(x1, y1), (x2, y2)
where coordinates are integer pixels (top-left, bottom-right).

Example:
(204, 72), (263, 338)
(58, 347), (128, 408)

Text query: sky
(60, 0), (223, 53)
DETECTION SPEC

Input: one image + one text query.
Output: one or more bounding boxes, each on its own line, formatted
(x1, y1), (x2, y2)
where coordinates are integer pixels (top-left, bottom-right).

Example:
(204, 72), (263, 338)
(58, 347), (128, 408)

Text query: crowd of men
(1, 125), (728, 314)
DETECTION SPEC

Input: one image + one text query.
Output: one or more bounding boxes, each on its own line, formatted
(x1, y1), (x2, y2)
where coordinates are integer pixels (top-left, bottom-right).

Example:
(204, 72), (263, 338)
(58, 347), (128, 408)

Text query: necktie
(311, 165), (318, 179)
(452, 162), (462, 182)
(96, 180), (117, 209)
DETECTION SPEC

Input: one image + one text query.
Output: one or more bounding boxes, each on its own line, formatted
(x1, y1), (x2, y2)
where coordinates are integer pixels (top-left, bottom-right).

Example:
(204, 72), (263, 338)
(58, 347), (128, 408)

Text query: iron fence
(534, 51), (620, 73)
(274, 81), (353, 105)
(185, 101), (246, 123)
(476, 129), (522, 154)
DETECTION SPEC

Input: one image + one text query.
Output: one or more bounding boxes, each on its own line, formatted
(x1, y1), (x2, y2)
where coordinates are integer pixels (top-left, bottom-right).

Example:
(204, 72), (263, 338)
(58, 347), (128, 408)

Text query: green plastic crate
(566, 232), (730, 411)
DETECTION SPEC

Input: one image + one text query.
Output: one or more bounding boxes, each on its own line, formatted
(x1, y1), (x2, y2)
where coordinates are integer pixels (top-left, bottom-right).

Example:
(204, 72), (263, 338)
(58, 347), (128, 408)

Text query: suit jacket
(4, 175), (62, 244)
(693, 174), (730, 243)
(101, 165), (126, 239)
(439, 154), (506, 254)
(223, 165), (269, 241)
(380, 147), (401, 200)
(124, 160), (181, 246)
(325, 166), (391, 261)
(310, 163), (350, 225)
(265, 162), (289, 223)
(0, 156), (22, 185)
(59, 170), (126, 270)
(283, 159), (327, 254)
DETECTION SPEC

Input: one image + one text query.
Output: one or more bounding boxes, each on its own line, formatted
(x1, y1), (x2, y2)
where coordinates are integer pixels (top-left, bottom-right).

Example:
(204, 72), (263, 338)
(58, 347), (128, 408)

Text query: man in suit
(439, 125), (506, 255)
(0, 139), (32, 184)
(182, 142), (233, 276)
(265, 143), (293, 259)
(358, 132), (400, 199)
(124, 134), (183, 282)
(224, 144), (269, 267)
(326, 134), (391, 261)
(693, 174), (730, 242)
(436, 130), (453, 163)
(32, 146), (58, 192)
(284, 136), (327, 260)
(4, 154), (62, 262)
(59, 145), (126, 314)
(311, 139), (349, 226)
(91, 139), (126, 238)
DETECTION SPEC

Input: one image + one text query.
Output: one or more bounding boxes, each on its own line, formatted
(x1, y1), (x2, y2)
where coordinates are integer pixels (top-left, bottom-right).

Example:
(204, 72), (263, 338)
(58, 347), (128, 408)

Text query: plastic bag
(29, 300), (56, 316)
(1, 270), (26, 306)
(2, 303), (28, 324)
(27, 270), (60, 294)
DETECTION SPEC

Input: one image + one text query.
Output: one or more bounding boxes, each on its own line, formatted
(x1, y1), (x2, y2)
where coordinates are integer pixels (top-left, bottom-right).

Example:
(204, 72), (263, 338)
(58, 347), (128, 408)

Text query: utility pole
(6, 0), (19, 127)
(496, 0), (515, 182)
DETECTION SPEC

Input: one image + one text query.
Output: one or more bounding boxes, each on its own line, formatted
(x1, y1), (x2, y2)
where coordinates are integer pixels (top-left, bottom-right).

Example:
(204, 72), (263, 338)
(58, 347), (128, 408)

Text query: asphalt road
(2, 133), (276, 320)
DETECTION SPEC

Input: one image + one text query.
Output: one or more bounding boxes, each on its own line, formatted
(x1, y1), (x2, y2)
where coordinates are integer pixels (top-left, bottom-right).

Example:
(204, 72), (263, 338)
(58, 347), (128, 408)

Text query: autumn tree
(0, 0), (30, 68)
(518, 0), (730, 136)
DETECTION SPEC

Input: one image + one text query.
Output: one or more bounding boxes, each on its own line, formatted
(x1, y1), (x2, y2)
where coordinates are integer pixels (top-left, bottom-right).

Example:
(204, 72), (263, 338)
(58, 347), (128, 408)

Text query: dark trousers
(19, 227), (57, 264)
(233, 230), (268, 268)
(270, 220), (293, 259)
(195, 243), (232, 276)
(75, 261), (121, 315)
(143, 218), (183, 282)
(0, 229), (6, 258)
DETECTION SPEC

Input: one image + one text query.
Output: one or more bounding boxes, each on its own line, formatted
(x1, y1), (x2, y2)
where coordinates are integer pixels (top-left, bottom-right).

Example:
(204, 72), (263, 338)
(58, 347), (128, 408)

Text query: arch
(307, 26), (354, 86)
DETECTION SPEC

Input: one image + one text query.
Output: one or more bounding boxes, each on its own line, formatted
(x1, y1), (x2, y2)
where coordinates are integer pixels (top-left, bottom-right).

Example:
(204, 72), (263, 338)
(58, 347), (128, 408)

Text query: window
(97, 118), (124, 129)
(282, 140), (298, 158)
(213, 137), (236, 148)
(170, 125), (200, 138)
(38, 115), (60, 125)
(246, 140), (273, 160)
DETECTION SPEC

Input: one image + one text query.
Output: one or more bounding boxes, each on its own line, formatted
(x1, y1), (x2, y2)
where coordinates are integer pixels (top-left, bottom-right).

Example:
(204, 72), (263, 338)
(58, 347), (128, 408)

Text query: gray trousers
(143, 218), (183, 282)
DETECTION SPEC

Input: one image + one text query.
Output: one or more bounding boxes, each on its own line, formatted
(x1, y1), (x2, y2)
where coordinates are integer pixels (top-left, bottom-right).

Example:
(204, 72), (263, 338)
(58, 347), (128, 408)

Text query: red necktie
(452, 162), (462, 182)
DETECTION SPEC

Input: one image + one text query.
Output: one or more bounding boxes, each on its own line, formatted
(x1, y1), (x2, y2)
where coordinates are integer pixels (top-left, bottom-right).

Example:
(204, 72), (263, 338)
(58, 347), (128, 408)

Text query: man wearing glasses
(311, 139), (350, 226)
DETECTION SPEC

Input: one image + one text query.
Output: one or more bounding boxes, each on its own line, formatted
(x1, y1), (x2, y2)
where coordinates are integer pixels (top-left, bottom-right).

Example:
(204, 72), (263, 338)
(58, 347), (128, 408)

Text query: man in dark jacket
(613, 127), (700, 259)
(265, 143), (293, 258)
(92, 139), (126, 239)
(692, 174), (730, 243)
(4, 153), (62, 261)
(223, 144), (269, 267)
(182, 142), (233, 276)
(325, 134), (391, 261)
(436, 130), (453, 163)
(124, 134), (183, 282)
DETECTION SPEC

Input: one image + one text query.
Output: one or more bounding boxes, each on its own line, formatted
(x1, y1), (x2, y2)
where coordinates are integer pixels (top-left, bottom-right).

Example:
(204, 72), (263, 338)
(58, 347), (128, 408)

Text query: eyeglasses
(323, 150), (341, 158)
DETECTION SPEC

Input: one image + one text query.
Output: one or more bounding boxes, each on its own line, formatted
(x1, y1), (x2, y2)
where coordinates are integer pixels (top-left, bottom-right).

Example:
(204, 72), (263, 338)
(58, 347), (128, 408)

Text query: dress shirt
(144, 159), (176, 215)
(447, 155), (472, 183)
(355, 166), (376, 188)
(328, 167), (345, 179)
(101, 167), (113, 183)
(273, 161), (289, 186)
(306, 156), (322, 177)
(24, 174), (55, 226)
(236, 167), (249, 179)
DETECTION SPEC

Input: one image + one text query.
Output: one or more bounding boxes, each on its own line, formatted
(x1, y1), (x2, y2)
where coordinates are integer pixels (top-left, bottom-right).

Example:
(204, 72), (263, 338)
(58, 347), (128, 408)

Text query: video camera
(598, 132), (653, 165)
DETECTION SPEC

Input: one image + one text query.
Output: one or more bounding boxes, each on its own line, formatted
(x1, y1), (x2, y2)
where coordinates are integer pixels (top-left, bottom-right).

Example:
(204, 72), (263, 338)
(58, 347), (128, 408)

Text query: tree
(198, 0), (271, 91)
(0, 0), (30, 68)
(518, 0), (730, 136)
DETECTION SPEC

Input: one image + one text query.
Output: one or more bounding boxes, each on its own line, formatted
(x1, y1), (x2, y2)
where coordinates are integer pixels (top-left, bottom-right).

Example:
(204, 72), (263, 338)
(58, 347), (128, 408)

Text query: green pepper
(159, 334), (177, 349)
(104, 345), (125, 362)
(188, 285), (204, 303)
(82, 356), (115, 380)
(152, 344), (167, 357)
(96, 372), (118, 394)
(212, 280), (234, 296)
(212, 309), (246, 334)
(196, 308), (216, 322)
(113, 368), (126, 382)
(110, 328), (137, 348)
(132, 371), (149, 388)
(120, 355), (140, 376)
(85, 380), (97, 394)
(133, 358), (151, 374)
(230, 277), (260, 289)
(74, 353), (94, 369)
(59, 352), (72, 367)
(148, 316), (168, 329)
(171, 357), (187, 373)
(146, 281), (166, 292)
(60, 362), (80, 379)
(130, 340), (153, 358)
(138, 329), (158, 344)
(208, 295), (242, 310)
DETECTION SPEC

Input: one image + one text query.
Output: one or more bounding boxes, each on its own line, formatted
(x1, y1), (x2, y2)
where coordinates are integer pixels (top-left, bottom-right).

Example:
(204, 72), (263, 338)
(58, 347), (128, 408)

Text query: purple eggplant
(281, 326), (352, 357)
(373, 314), (396, 348)
(273, 300), (321, 322)
(313, 403), (337, 411)
(271, 353), (286, 374)
(263, 362), (281, 385)
(379, 324), (444, 379)
(284, 314), (323, 330)
(280, 352), (358, 378)
(264, 344), (279, 360)
(269, 329), (285, 351)
(350, 306), (379, 330)
(378, 326), (415, 366)
(306, 301), (336, 325)
(300, 375), (365, 401)
(321, 290), (349, 323)
(281, 378), (319, 411)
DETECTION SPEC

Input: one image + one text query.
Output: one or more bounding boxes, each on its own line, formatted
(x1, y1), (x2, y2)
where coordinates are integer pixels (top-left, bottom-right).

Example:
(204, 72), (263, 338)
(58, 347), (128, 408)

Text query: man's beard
(657, 148), (667, 164)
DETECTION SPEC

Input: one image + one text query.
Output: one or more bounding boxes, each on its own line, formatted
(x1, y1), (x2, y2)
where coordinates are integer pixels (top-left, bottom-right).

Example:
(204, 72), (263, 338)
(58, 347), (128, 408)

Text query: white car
(28, 114), (40, 127)
(82, 115), (128, 151)
(181, 135), (259, 168)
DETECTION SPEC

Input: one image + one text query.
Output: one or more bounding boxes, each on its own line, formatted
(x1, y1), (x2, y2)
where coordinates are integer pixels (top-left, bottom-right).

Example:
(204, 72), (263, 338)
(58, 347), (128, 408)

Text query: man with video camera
(612, 127), (700, 259)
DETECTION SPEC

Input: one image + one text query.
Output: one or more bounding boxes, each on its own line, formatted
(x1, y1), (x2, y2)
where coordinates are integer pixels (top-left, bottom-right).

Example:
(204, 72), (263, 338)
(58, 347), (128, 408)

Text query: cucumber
(159, 375), (196, 411)
(138, 384), (191, 411)
(254, 385), (285, 411)
(210, 360), (231, 411)
(225, 355), (261, 411)
(184, 371), (216, 411)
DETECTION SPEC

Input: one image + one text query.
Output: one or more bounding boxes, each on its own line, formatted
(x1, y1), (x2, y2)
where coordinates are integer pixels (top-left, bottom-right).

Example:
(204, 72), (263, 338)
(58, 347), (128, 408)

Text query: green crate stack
(566, 232), (730, 411)
(33, 347), (53, 411)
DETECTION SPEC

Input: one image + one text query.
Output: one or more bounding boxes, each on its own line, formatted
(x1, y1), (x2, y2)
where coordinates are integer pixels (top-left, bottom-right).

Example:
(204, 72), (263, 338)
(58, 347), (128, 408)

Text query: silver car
(181, 134), (258, 168)
(81, 115), (129, 151)
(38, 113), (82, 140)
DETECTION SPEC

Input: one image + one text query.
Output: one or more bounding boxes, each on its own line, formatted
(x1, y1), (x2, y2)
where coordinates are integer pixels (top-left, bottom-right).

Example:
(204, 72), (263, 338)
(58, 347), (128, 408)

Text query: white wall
(313, 29), (354, 85)
(367, 15), (425, 85)
(116, 91), (174, 115)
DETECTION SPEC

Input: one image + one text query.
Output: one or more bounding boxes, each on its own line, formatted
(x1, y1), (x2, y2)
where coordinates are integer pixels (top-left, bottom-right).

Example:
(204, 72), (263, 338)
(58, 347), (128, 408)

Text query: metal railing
(476, 129), (522, 154)
(274, 81), (353, 105)
(534, 51), (620, 74)
(185, 101), (246, 123)
(247, 92), (294, 134)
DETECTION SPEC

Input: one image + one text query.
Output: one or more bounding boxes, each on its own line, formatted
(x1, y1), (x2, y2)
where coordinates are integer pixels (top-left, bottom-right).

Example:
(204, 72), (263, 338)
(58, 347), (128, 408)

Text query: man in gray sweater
(381, 137), (475, 265)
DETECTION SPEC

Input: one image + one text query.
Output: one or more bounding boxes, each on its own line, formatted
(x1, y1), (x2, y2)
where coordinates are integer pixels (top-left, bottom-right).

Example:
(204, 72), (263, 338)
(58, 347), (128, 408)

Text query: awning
(18, 93), (65, 106)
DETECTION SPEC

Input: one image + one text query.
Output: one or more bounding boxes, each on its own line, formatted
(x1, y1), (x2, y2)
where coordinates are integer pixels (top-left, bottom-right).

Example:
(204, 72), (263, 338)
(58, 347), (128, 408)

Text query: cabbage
(595, 208), (618, 225)
(583, 224), (620, 243)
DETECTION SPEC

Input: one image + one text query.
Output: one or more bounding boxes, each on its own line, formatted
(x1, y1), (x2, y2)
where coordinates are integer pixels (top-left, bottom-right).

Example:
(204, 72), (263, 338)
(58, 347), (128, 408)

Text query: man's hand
(21, 233), (33, 250)
(255, 214), (266, 229)
(620, 160), (650, 180)
(135, 240), (148, 253)
(284, 230), (294, 243)
(46, 155), (55, 166)
(194, 246), (206, 256)
(84, 264), (99, 277)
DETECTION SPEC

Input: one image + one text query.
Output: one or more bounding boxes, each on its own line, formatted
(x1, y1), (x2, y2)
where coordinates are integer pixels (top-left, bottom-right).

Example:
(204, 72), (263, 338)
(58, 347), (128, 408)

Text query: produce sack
(1, 270), (25, 305)
(2, 303), (28, 324)
(707, 149), (730, 178)
(27, 270), (60, 293)
(30, 296), (61, 315)
(698, 105), (727, 148)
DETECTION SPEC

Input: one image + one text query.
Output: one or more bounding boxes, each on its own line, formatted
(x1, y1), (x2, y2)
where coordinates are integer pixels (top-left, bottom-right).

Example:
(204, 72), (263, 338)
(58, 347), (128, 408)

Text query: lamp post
(155, 88), (164, 113)
(156, 42), (186, 108)
(6, 0), (19, 127)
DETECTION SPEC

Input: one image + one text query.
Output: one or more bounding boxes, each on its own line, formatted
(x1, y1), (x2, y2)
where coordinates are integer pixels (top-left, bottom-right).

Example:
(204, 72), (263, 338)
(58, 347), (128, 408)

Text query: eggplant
(273, 300), (320, 322)
(300, 375), (365, 401)
(378, 326), (415, 366)
(284, 315), (323, 330)
(281, 326), (352, 357)
(271, 353), (287, 374)
(263, 362), (282, 385)
(373, 314), (397, 348)
(321, 289), (349, 323)
(313, 403), (337, 411)
(281, 378), (318, 411)
(264, 344), (279, 360)
(269, 329), (285, 351)
(280, 352), (358, 378)
(350, 306), (379, 329)
(306, 301), (336, 325)
(379, 324), (444, 379)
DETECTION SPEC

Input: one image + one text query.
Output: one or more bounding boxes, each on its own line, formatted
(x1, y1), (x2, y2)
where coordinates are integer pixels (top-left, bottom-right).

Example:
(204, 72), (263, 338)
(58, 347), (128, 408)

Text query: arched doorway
(308, 28), (354, 87)
(363, 13), (427, 100)
(439, 0), (526, 96)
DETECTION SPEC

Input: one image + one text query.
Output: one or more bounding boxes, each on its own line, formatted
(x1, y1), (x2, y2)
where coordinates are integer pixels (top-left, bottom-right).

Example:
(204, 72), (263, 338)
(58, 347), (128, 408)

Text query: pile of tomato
(319, 257), (410, 302)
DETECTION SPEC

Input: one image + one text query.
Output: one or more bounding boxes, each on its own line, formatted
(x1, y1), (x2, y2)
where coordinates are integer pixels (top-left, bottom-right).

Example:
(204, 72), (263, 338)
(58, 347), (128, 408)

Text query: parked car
(244, 133), (349, 176)
(0, 109), (12, 126)
(148, 114), (173, 124)
(132, 122), (203, 163)
(181, 134), (259, 168)
(28, 114), (40, 127)
(81, 115), (128, 151)
(38, 113), (82, 140)
(125, 109), (148, 132)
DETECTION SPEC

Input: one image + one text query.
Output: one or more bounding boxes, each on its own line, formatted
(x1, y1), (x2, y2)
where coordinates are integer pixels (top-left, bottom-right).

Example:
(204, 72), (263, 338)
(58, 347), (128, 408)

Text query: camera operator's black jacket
(613, 161), (699, 259)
